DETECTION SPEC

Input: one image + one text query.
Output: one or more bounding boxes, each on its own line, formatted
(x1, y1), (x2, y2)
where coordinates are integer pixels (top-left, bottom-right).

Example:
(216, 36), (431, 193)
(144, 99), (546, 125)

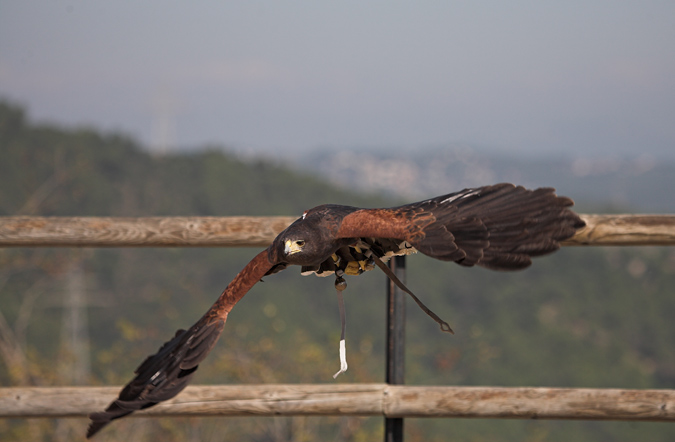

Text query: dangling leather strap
(370, 253), (454, 334)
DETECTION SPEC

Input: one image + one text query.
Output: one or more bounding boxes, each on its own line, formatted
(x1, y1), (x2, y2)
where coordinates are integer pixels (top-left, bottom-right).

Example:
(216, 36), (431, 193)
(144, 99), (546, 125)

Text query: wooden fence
(1, 214), (674, 426)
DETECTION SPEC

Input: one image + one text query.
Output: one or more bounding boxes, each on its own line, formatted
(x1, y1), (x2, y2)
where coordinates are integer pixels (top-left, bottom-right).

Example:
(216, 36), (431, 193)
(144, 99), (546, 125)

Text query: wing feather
(87, 249), (274, 438)
(335, 183), (584, 271)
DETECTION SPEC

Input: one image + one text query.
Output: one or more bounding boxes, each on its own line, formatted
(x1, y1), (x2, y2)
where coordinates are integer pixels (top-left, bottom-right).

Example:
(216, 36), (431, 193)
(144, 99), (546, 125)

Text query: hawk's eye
(296, 240), (305, 247)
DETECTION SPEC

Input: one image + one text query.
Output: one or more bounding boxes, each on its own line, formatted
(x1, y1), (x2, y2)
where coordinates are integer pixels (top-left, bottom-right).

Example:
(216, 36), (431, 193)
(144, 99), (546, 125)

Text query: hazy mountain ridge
(299, 146), (674, 213)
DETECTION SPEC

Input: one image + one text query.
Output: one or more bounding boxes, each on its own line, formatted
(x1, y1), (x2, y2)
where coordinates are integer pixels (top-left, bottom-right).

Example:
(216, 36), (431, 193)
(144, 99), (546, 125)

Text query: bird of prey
(87, 183), (585, 438)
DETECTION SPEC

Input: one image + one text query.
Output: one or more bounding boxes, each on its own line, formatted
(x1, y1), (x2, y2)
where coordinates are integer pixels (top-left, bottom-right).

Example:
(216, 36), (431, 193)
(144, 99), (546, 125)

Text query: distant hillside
(298, 146), (675, 213)
(0, 102), (389, 218)
(1, 100), (673, 442)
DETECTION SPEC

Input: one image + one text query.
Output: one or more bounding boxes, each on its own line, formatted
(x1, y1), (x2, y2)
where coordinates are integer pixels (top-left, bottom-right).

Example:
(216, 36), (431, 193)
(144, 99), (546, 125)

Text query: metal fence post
(385, 255), (406, 442)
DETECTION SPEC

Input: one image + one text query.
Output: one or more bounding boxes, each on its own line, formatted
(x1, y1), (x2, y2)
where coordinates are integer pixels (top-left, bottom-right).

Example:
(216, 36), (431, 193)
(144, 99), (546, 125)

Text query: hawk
(87, 183), (585, 438)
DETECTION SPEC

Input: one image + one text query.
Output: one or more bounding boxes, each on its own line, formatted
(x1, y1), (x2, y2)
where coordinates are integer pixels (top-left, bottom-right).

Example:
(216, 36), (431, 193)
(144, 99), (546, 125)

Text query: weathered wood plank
(385, 386), (675, 421)
(2, 384), (674, 421)
(0, 214), (674, 248)
(0, 216), (296, 247)
(2, 384), (385, 418)
(564, 214), (675, 246)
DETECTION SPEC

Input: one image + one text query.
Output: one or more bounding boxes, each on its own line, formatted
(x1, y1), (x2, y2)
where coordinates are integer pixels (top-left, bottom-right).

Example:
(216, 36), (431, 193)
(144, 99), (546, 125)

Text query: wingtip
(86, 403), (135, 439)
(86, 418), (106, 439)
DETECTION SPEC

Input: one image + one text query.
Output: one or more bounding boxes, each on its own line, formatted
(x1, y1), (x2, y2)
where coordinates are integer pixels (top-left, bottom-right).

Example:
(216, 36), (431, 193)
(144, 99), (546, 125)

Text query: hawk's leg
(333, 271), (348, 378)
(368, 252), (454, 334)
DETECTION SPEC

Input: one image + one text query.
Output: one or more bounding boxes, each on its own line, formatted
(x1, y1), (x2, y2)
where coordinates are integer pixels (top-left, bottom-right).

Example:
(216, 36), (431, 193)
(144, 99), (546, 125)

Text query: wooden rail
(0, 216), (296, 248)
(2, 384), (674, 422)
(0, 214), (674, 247)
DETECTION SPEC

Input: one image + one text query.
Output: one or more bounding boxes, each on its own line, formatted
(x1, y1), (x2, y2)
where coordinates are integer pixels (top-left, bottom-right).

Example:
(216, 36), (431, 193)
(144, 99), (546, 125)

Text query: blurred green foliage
(1, 100), (674, 441)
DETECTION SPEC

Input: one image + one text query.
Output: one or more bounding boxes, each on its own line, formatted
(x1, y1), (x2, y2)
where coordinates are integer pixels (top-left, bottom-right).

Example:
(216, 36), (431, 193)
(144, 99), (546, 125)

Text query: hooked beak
(284, 239), (304, 255)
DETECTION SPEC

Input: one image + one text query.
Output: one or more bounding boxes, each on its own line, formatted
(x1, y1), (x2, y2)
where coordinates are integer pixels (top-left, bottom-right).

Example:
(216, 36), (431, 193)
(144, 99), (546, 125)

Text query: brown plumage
(87, 183), (584, 438)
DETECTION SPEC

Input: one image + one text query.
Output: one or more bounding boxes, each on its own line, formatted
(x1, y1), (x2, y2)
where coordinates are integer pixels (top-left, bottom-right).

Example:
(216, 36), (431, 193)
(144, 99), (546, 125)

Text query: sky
(1, 1), (674, 158)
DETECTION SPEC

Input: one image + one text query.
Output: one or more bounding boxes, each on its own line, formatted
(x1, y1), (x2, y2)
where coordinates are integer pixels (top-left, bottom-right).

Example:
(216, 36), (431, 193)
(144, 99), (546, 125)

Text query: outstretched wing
(87, 249), (274, 438)
(335, 183), (584, 270)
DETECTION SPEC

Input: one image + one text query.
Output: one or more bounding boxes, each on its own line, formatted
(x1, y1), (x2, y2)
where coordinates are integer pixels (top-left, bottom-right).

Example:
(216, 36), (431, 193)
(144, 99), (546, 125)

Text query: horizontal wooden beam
(0, 214), (674, 248)
(2, 384), (674, 421)
(565, 214), (675, 246)
(0, 216), (297, 248)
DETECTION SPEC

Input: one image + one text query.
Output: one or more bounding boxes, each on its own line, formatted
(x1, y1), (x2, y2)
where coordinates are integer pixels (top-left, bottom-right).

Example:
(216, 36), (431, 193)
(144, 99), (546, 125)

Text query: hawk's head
(271, 208), (353, 267)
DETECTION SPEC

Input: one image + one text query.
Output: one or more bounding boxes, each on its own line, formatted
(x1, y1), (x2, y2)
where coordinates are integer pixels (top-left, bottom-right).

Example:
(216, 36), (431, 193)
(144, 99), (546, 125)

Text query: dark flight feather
(87, 250), (273, 438)
(337, 183), (584, 270)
